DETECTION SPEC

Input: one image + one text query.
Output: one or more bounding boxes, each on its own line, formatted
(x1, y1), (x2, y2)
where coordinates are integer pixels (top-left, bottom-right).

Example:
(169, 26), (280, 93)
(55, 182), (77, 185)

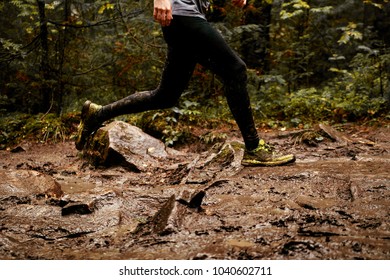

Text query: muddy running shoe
(241, 139), (296, 167)
(75, 100), (103, 150)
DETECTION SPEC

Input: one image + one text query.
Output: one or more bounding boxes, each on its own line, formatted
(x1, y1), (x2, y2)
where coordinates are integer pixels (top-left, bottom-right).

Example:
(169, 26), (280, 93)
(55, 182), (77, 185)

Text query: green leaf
(310, 6), (333, 14)
(338, 22), (362, 45)
(98, 3), (115, 14)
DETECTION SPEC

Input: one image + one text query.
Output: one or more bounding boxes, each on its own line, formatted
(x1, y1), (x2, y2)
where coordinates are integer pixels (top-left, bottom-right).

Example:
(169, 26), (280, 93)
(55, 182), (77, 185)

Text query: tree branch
(47, 9), (144, 29)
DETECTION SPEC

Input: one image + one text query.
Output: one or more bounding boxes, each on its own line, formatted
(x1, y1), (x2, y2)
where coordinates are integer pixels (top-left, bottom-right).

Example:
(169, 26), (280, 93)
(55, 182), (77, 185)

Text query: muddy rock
(84, 121), (178, 171)
(146, 190), (206, 235)
(0, 170), (63, 209)
(169, 141), (245, 184)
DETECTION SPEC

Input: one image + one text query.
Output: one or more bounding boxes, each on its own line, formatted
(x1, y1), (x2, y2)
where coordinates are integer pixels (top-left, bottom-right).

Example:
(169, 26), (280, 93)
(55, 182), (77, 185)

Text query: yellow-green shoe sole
(241, 154), (296, 167)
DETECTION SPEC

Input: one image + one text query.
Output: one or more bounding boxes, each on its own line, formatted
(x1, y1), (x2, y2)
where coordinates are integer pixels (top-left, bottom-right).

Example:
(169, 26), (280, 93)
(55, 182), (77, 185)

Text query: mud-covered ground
(0, 123), (389, 260)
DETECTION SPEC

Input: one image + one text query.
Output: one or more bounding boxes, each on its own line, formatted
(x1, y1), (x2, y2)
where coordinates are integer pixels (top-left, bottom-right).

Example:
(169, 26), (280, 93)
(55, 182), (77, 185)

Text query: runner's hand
(154, 0), (172, 27)
(232, 0), (247, 8)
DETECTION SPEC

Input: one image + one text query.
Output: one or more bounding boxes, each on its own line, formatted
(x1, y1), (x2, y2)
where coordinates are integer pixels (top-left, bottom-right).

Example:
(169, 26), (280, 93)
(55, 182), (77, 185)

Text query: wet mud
(0, 124), (389, 259)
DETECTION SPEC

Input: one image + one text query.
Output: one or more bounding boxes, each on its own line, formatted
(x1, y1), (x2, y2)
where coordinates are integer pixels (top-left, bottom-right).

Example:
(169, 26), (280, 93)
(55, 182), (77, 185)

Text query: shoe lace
(254, 139), (275, 153)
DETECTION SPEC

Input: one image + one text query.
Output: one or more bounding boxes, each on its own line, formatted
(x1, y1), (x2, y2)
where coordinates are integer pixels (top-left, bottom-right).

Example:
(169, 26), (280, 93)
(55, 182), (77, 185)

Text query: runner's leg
(181, 17), (260, 150)
(96, 18), (197, 122)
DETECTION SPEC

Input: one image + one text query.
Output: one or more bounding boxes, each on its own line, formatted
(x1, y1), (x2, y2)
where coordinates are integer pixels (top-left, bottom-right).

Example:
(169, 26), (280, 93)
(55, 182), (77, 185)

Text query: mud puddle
(0, 125), (389, 260)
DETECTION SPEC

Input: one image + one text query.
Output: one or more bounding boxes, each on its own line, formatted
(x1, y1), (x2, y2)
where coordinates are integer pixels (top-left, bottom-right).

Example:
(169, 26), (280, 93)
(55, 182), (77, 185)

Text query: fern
(11, 0), (23, 8)
(11, 0), (38, 17)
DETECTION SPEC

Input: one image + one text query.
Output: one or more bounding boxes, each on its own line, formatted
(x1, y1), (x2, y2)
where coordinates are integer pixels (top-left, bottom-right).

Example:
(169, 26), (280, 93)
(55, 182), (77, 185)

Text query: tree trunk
(55, 0), (71, 114)
(37, 0), (51, 113)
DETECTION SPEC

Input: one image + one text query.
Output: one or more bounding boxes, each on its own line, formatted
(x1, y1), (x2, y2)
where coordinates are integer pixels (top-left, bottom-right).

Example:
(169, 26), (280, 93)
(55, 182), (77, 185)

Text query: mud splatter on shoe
(75, 100), (102, 150)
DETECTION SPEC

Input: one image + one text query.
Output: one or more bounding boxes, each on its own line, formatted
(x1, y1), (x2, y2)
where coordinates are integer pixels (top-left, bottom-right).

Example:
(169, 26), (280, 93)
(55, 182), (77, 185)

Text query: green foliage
(363, 0), (389, 9)
(172, 100), (202, 122)
(199, 131), (228, 144)
(0, 39), (23, 56)
(1, 0), (160, 114)
(0, 113), (78, 149)
(280, 0), (310, 20)
(250, 61), (388, 126)
(133, 95), (232, 147)
(137, 98), (202, 146)
(338, 22), (363, 45)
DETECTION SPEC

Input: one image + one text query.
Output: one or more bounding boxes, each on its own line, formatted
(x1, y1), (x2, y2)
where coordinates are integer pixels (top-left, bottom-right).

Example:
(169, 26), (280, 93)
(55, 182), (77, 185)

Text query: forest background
(0, 0), (389, 149)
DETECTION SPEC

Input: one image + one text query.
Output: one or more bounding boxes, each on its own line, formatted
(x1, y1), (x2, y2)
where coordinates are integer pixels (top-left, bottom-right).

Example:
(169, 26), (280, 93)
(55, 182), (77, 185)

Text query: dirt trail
(0, 124), (389, 260)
